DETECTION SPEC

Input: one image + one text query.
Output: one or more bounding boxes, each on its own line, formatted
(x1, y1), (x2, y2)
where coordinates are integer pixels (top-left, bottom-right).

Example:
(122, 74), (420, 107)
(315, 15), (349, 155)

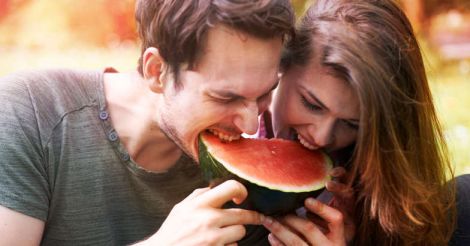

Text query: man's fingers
(197, 180), (248, 208)
(218, 225), (246, 245)
(220, 208), (265, 226)
(181, 187), (211, 203)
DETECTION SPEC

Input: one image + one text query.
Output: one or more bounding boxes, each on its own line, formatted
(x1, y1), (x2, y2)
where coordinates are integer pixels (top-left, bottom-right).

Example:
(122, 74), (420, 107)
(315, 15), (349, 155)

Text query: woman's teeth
(208, 129), (240, 142)
(298, 134), (317, 150)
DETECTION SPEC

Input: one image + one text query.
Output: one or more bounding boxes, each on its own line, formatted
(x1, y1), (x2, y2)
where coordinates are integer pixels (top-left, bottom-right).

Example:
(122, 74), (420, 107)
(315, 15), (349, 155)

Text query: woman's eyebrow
(306, 89), (328, 110)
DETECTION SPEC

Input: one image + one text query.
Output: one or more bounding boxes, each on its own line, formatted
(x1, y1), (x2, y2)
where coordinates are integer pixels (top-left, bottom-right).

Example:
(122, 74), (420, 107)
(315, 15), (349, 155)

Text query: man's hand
(136, 180), (266, 246)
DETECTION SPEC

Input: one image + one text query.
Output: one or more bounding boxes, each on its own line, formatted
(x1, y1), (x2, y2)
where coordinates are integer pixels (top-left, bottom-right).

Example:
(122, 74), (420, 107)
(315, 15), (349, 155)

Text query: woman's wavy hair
(283, 0), (456, 245)
(135, 0), (294, 85)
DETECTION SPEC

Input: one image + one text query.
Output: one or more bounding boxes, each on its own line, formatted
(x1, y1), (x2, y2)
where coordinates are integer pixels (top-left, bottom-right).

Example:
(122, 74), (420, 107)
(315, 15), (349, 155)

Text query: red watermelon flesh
(199, 132), (332, 193)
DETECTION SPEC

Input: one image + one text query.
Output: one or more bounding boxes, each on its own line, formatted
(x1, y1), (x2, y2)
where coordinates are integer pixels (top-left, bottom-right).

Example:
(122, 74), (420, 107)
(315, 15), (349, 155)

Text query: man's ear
(143, 47), (167, 93)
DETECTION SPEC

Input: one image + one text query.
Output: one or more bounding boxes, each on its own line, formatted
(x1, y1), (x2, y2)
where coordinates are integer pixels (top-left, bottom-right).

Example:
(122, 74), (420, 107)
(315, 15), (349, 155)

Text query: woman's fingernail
(330, 168), (343, 177)
(306, 197), (317, 206)
(326, 180), (337, 190)
(268, 234), (276, 244)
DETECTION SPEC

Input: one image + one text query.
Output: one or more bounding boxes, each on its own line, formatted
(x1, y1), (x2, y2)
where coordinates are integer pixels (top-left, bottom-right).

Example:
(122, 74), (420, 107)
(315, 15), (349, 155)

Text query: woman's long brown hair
(283, 0), (456, 244)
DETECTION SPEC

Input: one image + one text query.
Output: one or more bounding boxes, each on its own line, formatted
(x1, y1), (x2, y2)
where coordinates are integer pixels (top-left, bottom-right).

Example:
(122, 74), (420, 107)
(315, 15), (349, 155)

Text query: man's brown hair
(135, 0), (294, 84)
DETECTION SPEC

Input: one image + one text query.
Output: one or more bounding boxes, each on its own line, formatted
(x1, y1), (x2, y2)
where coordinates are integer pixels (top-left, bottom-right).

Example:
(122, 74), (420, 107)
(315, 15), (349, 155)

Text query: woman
(261, 0), (467, 245)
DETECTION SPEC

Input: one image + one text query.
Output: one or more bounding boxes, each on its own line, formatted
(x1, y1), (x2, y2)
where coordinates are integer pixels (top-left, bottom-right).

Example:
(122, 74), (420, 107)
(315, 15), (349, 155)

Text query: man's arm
(0, 205), (45, 245)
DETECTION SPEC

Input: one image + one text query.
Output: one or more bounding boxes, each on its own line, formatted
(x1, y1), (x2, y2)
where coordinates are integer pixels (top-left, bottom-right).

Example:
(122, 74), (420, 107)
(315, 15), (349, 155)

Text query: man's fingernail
(264, 216), (273, 226)
(260, 214), (266, 222)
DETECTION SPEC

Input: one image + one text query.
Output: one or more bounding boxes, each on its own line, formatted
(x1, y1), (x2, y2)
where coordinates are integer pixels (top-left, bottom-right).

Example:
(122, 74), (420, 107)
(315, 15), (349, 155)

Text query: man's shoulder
(0, 69), (104, 139)
(0, 69), (101, 98)
(0, 69), (103, 114)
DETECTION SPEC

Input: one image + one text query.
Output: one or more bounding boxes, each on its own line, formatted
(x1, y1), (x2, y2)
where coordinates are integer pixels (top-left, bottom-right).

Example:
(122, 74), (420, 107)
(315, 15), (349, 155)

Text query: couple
(0, 0), (468, 245)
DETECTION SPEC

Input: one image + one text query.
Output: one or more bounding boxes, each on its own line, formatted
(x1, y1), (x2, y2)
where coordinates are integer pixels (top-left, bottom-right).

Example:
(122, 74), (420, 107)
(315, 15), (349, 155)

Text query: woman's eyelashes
(343, 120), (359, 130)
(300, 94), (359, 130)
(301, 95), (322, 112)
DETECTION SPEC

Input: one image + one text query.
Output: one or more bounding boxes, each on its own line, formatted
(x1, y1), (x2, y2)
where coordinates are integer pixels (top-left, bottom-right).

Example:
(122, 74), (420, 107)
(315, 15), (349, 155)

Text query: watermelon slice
(198, 131), (332, 215)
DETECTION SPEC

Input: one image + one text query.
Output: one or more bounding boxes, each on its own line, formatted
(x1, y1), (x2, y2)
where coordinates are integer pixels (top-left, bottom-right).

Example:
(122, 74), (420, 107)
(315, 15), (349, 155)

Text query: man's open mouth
(207, 128), (241, 142)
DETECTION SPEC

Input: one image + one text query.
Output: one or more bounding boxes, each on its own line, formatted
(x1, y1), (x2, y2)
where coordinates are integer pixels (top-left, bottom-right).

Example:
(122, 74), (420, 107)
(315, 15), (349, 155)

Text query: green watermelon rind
(199, 135), (333, 193)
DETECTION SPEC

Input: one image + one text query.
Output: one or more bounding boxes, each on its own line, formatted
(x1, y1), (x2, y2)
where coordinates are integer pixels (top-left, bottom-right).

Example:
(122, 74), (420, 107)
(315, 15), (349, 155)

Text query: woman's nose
(309, 120), (335, 148)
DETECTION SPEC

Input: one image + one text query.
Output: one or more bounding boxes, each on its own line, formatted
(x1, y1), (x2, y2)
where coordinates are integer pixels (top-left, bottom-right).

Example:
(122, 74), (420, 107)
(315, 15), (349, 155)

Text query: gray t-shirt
(0, 69), (207, 245)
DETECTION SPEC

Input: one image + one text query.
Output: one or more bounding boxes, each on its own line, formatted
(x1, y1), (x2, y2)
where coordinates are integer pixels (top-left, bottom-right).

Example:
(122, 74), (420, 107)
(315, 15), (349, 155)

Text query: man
(0, 0), (294, 245)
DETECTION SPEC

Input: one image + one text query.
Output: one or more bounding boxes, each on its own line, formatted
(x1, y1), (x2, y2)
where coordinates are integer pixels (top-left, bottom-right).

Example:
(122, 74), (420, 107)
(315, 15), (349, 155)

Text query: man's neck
(103, 71), (182, 173)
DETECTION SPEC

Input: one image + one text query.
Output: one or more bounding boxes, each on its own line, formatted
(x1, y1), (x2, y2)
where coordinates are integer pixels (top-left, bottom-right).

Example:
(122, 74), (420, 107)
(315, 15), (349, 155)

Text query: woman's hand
(262, 167), (355, 246)
(263, 198), (347, 246)
(136, 180), (266, 246)
(325, 167), (355, 242)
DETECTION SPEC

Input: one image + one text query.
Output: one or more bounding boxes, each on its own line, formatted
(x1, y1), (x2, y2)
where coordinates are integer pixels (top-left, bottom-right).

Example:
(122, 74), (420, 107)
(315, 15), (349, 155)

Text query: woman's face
(271, 61), (360, 153)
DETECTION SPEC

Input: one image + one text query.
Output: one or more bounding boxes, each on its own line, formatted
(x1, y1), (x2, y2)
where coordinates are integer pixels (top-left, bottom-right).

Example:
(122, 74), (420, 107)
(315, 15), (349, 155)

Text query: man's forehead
(198, 25), (282, 62)
(209, 76), (280, 98)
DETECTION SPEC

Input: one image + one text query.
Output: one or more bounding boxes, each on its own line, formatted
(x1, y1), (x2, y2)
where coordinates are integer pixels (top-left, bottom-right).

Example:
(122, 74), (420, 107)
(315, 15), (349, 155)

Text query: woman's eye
(344, 120), (359, 130)
(301, 95), (322, 111)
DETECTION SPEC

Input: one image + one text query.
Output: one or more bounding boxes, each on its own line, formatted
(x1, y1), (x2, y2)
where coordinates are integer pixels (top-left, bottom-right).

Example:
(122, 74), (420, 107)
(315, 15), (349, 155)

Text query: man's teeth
(208, 129), (240, 142)
(298, 135), (317, 150)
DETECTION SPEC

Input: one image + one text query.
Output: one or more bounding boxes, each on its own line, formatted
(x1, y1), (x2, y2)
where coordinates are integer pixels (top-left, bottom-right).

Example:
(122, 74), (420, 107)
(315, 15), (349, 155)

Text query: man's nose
(233, 101), (259, 135)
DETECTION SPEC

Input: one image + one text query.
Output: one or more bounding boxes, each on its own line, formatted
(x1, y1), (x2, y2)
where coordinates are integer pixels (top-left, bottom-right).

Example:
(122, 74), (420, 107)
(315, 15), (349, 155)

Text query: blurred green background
(0, 0), (469, 175)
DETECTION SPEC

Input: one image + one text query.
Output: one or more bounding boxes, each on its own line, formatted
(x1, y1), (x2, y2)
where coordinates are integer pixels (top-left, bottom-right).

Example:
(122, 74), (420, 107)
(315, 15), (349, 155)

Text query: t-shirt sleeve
(0, 73), (50, 221)
(450, 174), (470, 245)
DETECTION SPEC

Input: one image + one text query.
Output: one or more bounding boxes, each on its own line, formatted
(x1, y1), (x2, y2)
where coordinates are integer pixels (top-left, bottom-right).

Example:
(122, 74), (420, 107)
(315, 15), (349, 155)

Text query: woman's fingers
(263, 217), (305, 245)
(264, 199), (350, 246)
(304, 198), (345, 243)
(268, 233), (286, 246)
(304, 212), (329, 232)
(330, 167), (346, 179)
(280, 215), (331, 245)
(326, 180), (353, 199)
